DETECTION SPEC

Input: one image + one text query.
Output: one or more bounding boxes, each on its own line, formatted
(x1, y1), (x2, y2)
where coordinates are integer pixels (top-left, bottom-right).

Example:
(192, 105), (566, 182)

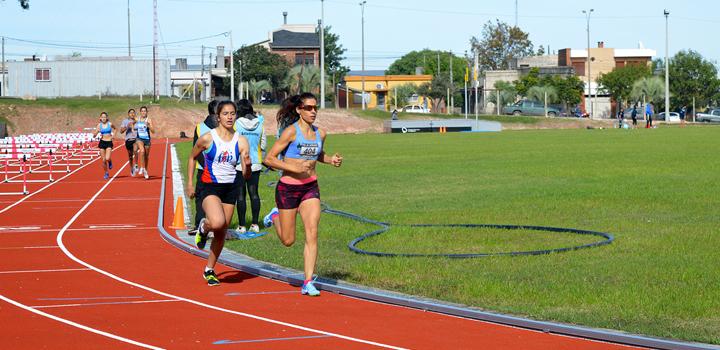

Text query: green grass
(176, 126), (720, 344)
(0, 96), (203, 119)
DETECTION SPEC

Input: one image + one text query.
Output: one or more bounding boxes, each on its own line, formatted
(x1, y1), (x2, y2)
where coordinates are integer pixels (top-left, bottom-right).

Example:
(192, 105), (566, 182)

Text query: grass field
(0, 96), (203, 119)
(176, 125), (720, 344)
(355, 108), (576, 124)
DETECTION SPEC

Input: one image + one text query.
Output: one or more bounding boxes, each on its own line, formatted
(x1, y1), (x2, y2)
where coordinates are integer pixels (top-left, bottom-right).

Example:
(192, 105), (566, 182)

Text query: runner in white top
(186, 100), (251, 286)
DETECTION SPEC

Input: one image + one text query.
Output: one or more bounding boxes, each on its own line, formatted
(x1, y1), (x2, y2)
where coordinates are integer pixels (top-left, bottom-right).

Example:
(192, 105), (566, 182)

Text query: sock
(303, 279), (312, 285)
(205, 266), (214, 273)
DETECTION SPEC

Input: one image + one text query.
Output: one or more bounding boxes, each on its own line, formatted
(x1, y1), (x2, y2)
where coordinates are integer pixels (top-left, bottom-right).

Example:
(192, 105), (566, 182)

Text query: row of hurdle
(0, 133), (100, 196)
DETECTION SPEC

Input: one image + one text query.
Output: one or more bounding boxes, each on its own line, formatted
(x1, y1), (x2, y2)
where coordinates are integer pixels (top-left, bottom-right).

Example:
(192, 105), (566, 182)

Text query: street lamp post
(664, 9), (670, 118)
(360, 1), (366, 110)
(583, 9), (594, 118)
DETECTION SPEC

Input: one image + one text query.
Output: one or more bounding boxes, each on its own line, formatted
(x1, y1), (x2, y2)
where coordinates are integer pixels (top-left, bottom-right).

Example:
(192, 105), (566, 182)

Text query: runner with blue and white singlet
(186, 100), (251, 286)
(95, 112), (116, 180)
(134, 106), (153, 179)
(263, 93), (343, 297)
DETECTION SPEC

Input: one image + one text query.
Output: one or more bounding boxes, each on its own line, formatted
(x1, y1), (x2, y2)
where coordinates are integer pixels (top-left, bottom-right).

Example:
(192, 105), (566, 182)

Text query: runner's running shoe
(143, 168), (149, 180)
(195, 218), (209, 249)
(203, 269), (220, 286)
(103, 172), (109, 180)
(263, 208), (279, 228)
(301, 280), (320, 296)
(108, 159), (113, 169)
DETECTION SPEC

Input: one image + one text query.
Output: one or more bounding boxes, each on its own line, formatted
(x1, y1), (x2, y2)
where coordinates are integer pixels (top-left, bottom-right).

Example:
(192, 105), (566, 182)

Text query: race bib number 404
(298, 143), (319, 157)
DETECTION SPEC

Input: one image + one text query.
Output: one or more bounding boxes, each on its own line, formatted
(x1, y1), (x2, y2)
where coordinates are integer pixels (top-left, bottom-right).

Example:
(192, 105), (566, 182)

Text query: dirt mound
(1, 104), (383, 139)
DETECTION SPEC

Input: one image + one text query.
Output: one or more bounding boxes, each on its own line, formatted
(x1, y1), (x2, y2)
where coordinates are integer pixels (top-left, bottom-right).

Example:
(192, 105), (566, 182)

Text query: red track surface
(0, 140), (641, 349)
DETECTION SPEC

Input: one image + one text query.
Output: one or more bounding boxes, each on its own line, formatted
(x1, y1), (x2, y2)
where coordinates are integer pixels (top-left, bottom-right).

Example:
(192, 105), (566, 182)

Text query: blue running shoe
(108, 159), (113, 169)
(301, 280), (320, 297)
(103, 172), (109, 180)
(263, 207), (278, 228)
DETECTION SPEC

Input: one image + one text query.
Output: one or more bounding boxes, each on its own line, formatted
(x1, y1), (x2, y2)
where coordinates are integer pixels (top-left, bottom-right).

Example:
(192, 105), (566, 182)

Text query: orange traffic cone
(170, 197), (187, 229)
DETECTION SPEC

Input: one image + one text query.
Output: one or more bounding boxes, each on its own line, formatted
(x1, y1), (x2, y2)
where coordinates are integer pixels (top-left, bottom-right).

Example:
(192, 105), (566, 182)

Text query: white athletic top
(201, 129), (240, 184)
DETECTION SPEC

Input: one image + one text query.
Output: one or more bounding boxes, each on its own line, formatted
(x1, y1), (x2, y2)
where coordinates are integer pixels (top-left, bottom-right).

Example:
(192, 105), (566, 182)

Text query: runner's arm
(264, 127), (307, 174)
(238, 137), (252, 180)
(317, 130), (342, 167)
(186, 134), (210, 198)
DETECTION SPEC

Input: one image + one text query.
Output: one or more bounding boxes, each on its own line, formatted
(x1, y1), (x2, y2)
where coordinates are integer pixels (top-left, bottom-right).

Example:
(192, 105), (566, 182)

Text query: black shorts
(275, 180), (320, 209)
(125, 139), (136, 151)
(199, 182), (239, 205)
(98, 140), (113, 149)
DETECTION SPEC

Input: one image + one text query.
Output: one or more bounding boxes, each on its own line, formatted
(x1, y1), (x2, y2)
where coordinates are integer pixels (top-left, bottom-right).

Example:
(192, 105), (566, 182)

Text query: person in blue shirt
(263, 93), (343, 297)
(134, 106), (154, 179)
(645, 103), (654, 128)
(95, 112), (116, 179)
(233, 99), (266, 235)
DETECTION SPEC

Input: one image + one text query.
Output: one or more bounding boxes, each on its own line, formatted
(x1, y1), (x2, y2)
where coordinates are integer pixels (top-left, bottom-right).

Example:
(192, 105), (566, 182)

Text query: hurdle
(0, 159), (29, 195)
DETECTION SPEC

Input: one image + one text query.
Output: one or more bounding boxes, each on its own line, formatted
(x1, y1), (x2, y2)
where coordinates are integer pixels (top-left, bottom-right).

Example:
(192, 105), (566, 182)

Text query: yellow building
(339, 71), (433, 111)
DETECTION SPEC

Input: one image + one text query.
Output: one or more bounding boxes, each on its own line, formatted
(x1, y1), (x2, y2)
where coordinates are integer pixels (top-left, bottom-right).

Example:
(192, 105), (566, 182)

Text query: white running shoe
(249, 224), (260, 233)
(237, 226), (247, 234)
(143, 168), (149, 179)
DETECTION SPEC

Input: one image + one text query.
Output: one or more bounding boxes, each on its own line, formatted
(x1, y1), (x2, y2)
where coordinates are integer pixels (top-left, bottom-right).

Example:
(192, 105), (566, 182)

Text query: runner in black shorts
(120, 108), (138, 176)
(186, 101), (251, 286)
(263, 93), (343, 297)
(95, 112), (116, 180)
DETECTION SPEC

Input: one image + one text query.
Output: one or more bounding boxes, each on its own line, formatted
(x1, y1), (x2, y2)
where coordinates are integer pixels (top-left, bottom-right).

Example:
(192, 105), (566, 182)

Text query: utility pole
(127, 0), (131, 57)
(2, 36), (5, 97)
(583, 9), (594, 118)
(464, 50), (468, 119)
(230, 31), (235, 102)
(320, 0), (325, 109)
(360, 1), (366, 110)
(153, 0), (159, 100)
(449, 50), (453, 114)
(515, 0), (518, 27)
(664, 9), (670, 118)
(474, 49), (479, 120)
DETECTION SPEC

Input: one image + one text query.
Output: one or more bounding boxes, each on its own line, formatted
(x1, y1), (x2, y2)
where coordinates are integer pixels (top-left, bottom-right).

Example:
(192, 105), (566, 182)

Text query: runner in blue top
(134, 106), (153, 179)
(120, 108), (138, 176)
(263, 93), (343, 296)
(186, 100), (251, 286)
(94, 112), (116, 180)
(233, 99), (266, 236)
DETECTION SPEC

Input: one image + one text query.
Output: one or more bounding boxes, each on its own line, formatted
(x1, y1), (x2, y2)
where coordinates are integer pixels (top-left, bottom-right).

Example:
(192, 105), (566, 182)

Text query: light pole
(360, 1), (366, 110)
(320, 0), (325, 109)
(664, 9), (670, 118)
(230, 31), (234, 102)
(127, 0), (131, 57)
(583, 9), (594, 118)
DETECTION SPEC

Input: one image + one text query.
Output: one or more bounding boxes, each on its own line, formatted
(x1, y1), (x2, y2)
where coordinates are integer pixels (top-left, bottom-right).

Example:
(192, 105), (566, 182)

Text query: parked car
(402, 105), (429, 114)
(656, 112), (680, 123)
(696, 109), (720, 123)
(502, 100), (561, 117)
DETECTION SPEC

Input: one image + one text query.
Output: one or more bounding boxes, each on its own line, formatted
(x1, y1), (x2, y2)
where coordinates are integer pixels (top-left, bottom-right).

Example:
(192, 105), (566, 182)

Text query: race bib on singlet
(298, 143), (319, 157)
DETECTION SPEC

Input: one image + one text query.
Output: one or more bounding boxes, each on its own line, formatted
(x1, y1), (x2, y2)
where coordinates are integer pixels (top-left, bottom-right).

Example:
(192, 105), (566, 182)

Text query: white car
(402, 105), (429, 114)
(656, 112), (680, 123)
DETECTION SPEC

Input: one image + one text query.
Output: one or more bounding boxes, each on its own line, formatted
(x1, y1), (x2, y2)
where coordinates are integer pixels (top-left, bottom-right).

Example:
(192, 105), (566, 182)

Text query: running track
(0, 139), (642, 349)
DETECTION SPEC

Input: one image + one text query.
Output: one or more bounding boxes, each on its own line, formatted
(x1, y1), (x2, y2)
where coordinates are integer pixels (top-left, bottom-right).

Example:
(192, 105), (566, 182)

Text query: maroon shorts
(275, 180), (320, 209)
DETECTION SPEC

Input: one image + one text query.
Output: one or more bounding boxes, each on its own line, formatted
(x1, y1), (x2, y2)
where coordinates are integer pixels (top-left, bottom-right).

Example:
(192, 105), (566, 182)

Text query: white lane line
(0, 226), (42, 231)
(39, 296), (144, 301)
(0, 294), (163, 350)
(0, 198), (156, 204)
(87, 225), (137, 229)
(32, 299), (180, 309)
(225, 291), (297, 296)
(0, 227), (155, 234)
(0, 245), (59, 250)
(0, 144), (123, 215)
(0, 268), (90, 274)
(56, 142), (407, 350)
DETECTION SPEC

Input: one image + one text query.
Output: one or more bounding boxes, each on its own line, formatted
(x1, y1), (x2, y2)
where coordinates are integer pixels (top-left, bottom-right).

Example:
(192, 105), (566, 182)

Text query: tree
(283, 65), (325, 95)
(231, 45), (290, 95)
(470, 20), (534, 71)
(597, 64), (652, 107)
(668, 50), (720, 110)
(417, 72), (453, 113)
(247, 79), (271, 104)
(514, 67), (540, 96)
(390, 83), (418, 109)
(631, 77), (664, 104)
(321, 26), (349, 83)
(386, 49), (468, 87)
(487, 80), (517, 110)
(548, 75), (584, 110)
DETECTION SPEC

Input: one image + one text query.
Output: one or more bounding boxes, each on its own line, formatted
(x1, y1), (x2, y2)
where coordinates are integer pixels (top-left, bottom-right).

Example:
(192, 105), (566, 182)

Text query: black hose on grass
(267, 176), (614, 258)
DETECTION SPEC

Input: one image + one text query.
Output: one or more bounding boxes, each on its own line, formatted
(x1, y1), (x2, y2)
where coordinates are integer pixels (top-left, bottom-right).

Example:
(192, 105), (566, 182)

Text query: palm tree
(247, 79), (271, 103)
(527, 85), (558, 116)
(631, 77), (664, 119)
(487, 81), (517, 114)
(282, 65), (323, 95)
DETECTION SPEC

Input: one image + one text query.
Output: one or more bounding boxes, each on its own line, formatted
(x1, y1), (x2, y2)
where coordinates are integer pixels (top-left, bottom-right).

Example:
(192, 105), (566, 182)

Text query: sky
(1, 0), (719, 71)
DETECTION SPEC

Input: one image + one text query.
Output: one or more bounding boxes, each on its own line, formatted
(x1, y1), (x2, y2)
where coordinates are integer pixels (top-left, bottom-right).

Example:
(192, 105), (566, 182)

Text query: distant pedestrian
(617, 105), (624, 128)
(646, 103), (654, 128)
(391, 109), (398, 120)
(679, 105), (687, 128)
(234, 99), (266, 235)
(631, 105), (638, 127)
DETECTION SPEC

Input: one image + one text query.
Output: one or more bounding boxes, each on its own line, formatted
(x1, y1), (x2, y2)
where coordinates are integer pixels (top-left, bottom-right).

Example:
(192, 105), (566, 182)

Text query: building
(340, 70), (433, 110)
(559, 42), (655, 118)
(5, 57), (170, 98)
(257, 23), (320, 67)
(170, 58), (211, 102)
